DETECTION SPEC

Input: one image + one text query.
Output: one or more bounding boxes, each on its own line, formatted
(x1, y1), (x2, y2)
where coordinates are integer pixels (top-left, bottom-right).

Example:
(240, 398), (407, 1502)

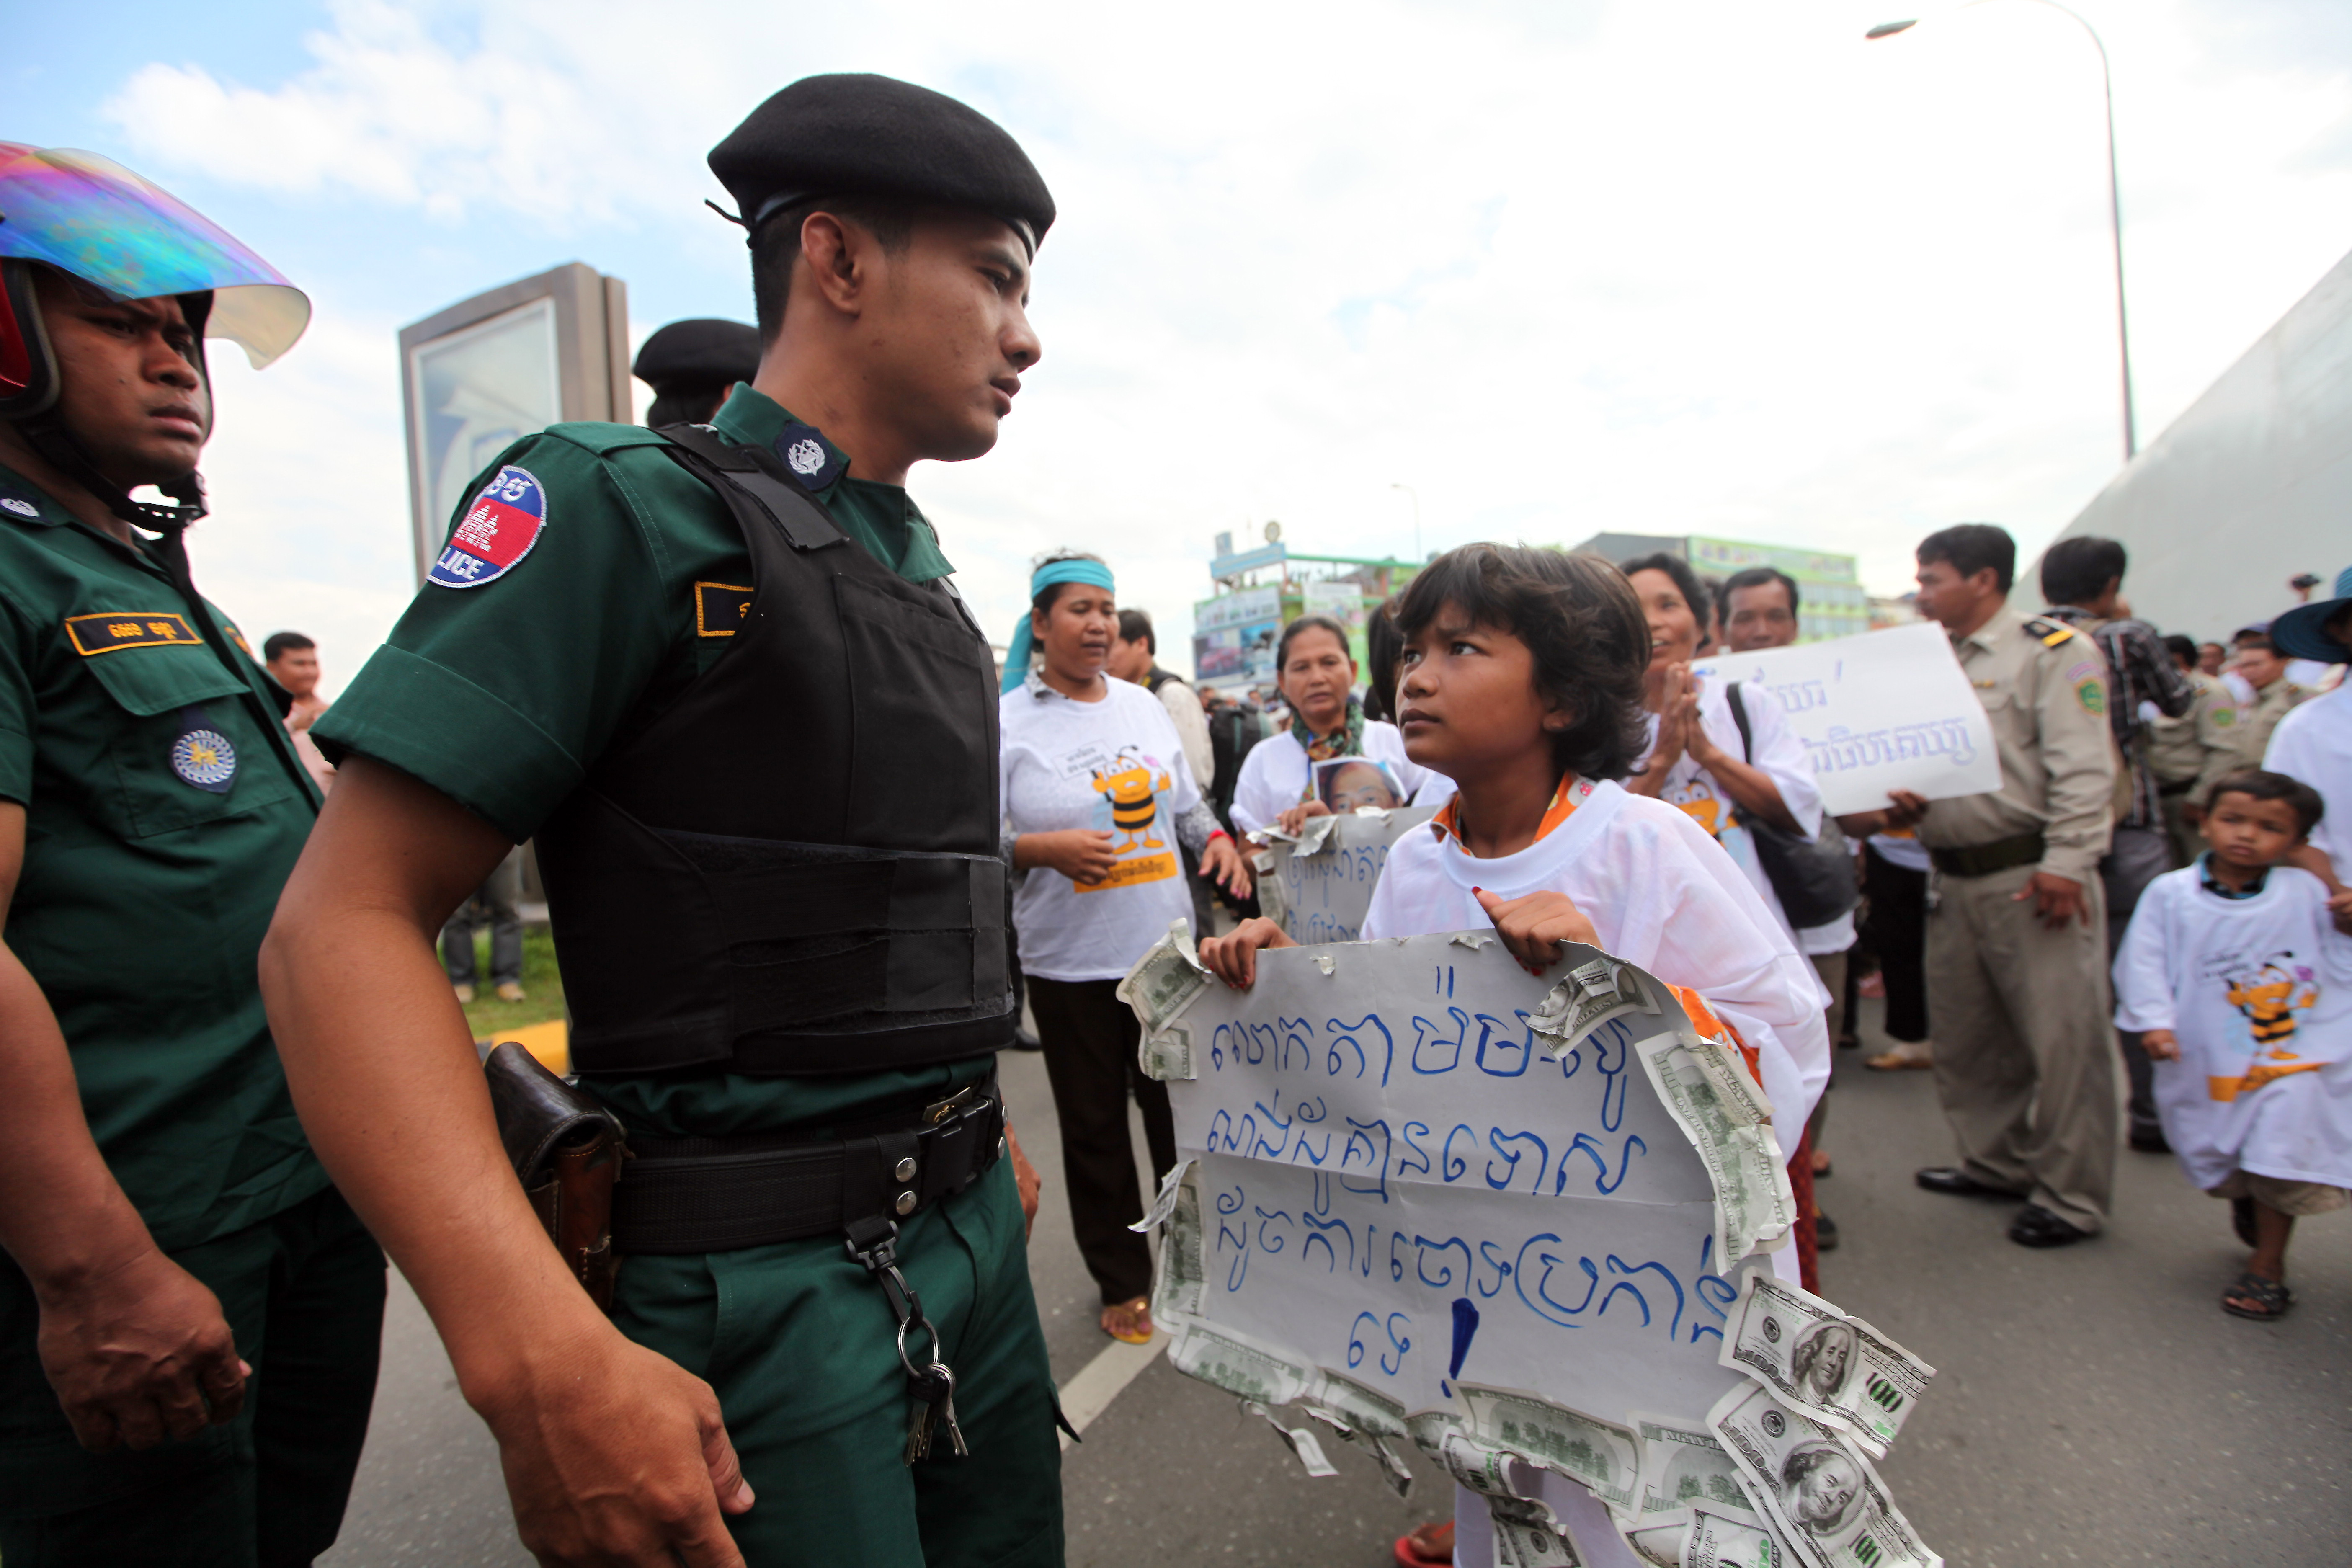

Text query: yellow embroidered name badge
(65, 612), (204, 656)
(694, 581), (755, 637)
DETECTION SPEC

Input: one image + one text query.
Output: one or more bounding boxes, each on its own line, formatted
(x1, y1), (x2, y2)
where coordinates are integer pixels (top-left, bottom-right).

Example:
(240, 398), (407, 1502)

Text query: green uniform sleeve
(315, 430), (681, 841)
(0, 593), (34, 805)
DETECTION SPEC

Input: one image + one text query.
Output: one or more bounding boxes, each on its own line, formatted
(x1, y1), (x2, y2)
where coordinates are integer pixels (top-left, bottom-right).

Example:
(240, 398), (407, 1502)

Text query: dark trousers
(441, 850), (523, 988)
(1027, 975), (1178, 1305)
(1862, 845), (1929, 1044)
(0, 1185), (386, 1567)
(2102, 824), (2175, 1137)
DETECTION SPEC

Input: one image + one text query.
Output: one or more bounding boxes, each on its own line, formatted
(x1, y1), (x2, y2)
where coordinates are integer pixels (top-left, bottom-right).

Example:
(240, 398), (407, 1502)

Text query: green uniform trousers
(1924, 862), (2120, 1232)
(0, 1185), (385, 1567)
(616, 1156), (1064, 1568)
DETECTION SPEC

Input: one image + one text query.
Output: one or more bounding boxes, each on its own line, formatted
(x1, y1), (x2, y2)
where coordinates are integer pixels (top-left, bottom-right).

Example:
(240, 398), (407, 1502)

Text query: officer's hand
(36, 1243), (248, 1451)
(1026, 829), (1118, 886)
(1198, 918), (1296, 989)
(480, 1323), (752, 1568)
(2015, 870), (2090, 931)
(1475, 887), (1600, 975)
(1006, 1123), (1042, 1239)
(2140, 1029), (2182, 1063)
(1199, 834), (1253, 899)
(1879, 792), (1930, 833)
(1275, 800), (1332, 837)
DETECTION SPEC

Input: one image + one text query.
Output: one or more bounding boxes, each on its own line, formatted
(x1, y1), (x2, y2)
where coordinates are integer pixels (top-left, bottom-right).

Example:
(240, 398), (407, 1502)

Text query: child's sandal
(2221, 1271), (2293, 1321)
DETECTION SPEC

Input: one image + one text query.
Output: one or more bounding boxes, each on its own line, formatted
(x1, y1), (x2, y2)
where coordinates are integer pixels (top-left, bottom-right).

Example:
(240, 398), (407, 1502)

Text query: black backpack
(1725, 681), (1857, 930)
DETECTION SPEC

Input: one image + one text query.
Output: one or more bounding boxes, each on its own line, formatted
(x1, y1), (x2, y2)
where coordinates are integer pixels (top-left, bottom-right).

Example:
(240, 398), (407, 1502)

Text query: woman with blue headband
(1000, 550), (1251, 1343)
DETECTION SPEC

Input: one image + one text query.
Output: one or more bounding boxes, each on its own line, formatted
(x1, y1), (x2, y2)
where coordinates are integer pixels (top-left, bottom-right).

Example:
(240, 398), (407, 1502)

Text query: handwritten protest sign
(1251, 808), (1436, 944)
(1689, 622), (1998, 817)
(1124, 929), (1943, 1568)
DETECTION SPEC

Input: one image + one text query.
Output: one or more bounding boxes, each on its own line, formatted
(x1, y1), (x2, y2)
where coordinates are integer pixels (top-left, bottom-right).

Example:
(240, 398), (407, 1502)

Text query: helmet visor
(0, 143), (309, 367)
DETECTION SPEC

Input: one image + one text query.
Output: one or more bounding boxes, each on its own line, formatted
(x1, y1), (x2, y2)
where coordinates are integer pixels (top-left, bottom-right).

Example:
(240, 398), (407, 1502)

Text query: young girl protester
(1228, 614), (1437, 837)
(1199, 544), (1831, 1568)
(2113, 768), (2352, 1322)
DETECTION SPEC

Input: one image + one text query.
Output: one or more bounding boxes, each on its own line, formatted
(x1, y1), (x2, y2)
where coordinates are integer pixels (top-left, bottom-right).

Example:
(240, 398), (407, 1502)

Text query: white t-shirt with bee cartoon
(1001, 675), (1207, 983)
(2114, 861), (2352, 1192)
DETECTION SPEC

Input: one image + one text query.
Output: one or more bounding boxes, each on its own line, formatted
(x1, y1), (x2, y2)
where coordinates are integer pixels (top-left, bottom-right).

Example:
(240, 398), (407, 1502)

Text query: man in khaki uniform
(2143, 634), (2229, 868)
(1885, 524), (2117, 1248)
(2188, 627), (2308, 814)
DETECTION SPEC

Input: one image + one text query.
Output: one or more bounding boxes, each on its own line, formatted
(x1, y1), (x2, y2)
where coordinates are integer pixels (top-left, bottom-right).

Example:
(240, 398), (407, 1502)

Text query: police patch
(431, 466), (547, 589)
(170, 707), (236, 793)
(771, 422), (846, 491)
(2077, 678), (2105, 715)
(0, 496), (37, 518)
(66, 612), (204, 656)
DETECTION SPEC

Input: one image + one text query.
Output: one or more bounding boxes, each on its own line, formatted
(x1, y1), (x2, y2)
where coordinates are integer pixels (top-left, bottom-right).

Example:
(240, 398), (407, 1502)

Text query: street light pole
(1870, 1), (2138, 460)
(1391, 482), (1422, 562)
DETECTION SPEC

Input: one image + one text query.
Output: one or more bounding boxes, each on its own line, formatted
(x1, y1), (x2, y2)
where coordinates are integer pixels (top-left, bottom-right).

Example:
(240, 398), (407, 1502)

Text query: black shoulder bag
(1723, 682), (1857, 929)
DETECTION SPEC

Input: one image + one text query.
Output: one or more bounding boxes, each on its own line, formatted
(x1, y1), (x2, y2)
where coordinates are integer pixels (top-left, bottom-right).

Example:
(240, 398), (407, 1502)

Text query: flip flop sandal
(1100, 1296), (1154, 1345)
(2221, 1271), (2293, 1321)
(2230, 1196), (2258, 1248)
(1394, 1521), (1455, 1568)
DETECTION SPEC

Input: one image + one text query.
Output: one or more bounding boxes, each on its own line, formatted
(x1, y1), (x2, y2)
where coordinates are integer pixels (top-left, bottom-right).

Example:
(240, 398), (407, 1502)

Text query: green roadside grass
(454, 925), (568, 1040)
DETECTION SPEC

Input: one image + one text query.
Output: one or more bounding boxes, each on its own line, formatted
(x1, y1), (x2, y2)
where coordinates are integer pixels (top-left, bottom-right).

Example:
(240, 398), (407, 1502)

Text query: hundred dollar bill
(1628, 1505), (1791, 1568)
(1130, 1157), (1194, 1234)
(1242, 1400), (1339, 1478)
(1150, 1168), (1205, 1320)
(1117, 917), (1211, 1037)
(1491, 1496), (1583, 1567)
(1632, 1411), (1761, 1521)
(1531, 953), (1660, 1055)
(1311, 1367), (1411, 1439)
(1436, 1428), (1522, 1500)
(1250, 847), (1288, 928)
(1168, 1321), (1310, 1407)
(1635, 1028), (1794, 1264)
(1707, 1383), (1942, 1568)
(1457, 1382), (1639, 1513)
(1298, 1399), (1416, 1499)
(1718, 1272), (1936, 1458)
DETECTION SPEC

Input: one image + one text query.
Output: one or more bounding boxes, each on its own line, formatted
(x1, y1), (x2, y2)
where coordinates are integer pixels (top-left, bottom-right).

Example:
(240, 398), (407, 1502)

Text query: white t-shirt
(1361, 778), (1832, 1148)
(1638, 678), (1833, 959)
(1228, 718), (1427, 835)
(1001, 677), (1207, 983)
(2113, 863), (2352, 1192)
(2264, 682), (2352, 881)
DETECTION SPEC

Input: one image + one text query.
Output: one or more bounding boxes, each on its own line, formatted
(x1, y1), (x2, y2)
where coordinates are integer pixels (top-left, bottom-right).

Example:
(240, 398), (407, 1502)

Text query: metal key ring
(895, 1310), (943, 1380)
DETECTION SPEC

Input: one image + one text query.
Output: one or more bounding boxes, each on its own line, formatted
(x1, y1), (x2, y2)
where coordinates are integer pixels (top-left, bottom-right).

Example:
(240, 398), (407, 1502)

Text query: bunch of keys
(904, 1360), (969, 1463)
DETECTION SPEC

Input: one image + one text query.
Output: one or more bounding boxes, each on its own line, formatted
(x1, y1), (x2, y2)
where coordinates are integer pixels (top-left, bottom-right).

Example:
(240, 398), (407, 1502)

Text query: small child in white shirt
(2113, 768), (2352, 1321)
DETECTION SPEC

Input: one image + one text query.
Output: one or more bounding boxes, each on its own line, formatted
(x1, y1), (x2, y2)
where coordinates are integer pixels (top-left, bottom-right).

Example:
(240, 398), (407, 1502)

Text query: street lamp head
(1865, 19), (1918, 38)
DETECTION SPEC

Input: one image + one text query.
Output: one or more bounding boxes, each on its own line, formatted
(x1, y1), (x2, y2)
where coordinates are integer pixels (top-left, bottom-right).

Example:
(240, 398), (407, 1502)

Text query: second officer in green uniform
(262, 75), (1062, 1568)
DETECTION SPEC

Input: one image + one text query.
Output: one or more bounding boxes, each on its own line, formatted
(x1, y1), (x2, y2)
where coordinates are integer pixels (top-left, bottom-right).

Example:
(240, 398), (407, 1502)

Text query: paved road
(321, 994), (2352, 1566)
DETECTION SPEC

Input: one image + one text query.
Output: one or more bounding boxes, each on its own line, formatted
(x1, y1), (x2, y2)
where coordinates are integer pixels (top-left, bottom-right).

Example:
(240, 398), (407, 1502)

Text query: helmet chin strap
(18, 411), (210, 535)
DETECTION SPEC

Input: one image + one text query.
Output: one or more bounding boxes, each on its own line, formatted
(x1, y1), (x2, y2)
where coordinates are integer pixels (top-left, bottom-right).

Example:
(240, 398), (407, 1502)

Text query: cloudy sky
(13, 0), (2352, 694)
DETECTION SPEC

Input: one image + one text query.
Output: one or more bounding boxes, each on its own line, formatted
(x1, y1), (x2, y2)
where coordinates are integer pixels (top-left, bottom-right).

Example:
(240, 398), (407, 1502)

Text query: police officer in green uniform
(260, 76), (1060, 1568)
(633, 317), (763, 427)
(0, 147), (383, 1563)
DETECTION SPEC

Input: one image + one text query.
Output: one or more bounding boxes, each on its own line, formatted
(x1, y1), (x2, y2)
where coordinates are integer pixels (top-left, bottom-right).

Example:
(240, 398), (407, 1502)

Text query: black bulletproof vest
(537, 423), (1012, 1078)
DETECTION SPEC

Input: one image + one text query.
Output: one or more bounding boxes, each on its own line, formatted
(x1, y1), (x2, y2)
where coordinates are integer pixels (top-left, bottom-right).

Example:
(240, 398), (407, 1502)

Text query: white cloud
(101, 0), (2352, 670)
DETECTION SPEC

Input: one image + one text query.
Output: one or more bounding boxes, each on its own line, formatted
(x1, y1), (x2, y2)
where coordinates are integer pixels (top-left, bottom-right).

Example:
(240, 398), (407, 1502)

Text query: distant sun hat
(708, 73), (1055, 253)
(2272, 565), (2352, 665)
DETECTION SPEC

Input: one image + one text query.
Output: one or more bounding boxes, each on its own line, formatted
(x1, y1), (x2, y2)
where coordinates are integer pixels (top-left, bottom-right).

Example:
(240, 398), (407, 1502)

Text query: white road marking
(1055, 1331), (1166, 1449)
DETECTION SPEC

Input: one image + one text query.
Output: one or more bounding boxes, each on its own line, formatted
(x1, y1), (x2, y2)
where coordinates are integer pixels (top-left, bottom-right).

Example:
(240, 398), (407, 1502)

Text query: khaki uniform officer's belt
(1929, 832), (2046, 879)
(610, 1073), (1006, 1256)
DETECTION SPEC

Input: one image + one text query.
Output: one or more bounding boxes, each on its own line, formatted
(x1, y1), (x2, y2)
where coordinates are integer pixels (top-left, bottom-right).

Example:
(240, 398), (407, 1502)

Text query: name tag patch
(695, 581), (756, 637)
(170, 706), (237, 793)
(66, 611), (204, 656)
(431, 465), (546, 589)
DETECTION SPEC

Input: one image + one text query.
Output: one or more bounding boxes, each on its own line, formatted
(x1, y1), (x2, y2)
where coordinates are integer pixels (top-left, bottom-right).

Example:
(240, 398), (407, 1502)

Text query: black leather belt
(610, 1074), (1005, 1256)
(1929, 832), (2046, 879)
(2156, 778), (2197, 797)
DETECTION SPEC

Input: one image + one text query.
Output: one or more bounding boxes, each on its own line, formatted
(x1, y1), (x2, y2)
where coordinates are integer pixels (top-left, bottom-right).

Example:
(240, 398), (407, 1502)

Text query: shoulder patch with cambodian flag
(431, 466), (546, 589)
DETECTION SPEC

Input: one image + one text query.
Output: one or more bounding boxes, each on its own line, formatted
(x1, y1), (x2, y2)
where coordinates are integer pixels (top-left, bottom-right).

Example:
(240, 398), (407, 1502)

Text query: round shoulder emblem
(430, 465), (547, 589)
(1, 497), (38, 518)
(171, 726), (238, 792)
(785, 438), (826, 477)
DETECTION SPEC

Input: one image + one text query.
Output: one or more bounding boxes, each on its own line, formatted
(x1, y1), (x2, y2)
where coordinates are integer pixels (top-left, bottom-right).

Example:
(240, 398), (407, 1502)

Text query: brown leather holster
(483, 1042), (628, 1314)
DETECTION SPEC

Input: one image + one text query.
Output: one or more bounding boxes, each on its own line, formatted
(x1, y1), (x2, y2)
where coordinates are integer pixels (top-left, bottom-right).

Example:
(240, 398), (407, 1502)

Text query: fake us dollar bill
(1117, 919), (1209, 1080)
(1718, 1273), (1935, 1458)
(1167, 1320), (1312, 1407)
(1491, 1496), (1584, 1568)
(1632, 1411), (1761, 1522)
(1707, 1383), (1942, 1568)
(1627, 1505), (1790, 1568)
(1635, 1028), (1795, 1265)
(1457, 1382), (1640, 1513)
(1149, 1165), (1206, 1320)
(1531, 955), (1661, 1056)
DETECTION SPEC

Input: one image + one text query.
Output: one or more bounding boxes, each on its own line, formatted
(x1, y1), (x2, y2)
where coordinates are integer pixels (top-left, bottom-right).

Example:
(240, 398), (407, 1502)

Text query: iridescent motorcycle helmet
(0, 144), (309, 526)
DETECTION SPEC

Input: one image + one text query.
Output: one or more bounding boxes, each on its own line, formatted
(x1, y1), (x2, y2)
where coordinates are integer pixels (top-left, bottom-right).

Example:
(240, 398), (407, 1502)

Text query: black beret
(709, 73), (1054, 250)
(631, 318), (762, 392)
